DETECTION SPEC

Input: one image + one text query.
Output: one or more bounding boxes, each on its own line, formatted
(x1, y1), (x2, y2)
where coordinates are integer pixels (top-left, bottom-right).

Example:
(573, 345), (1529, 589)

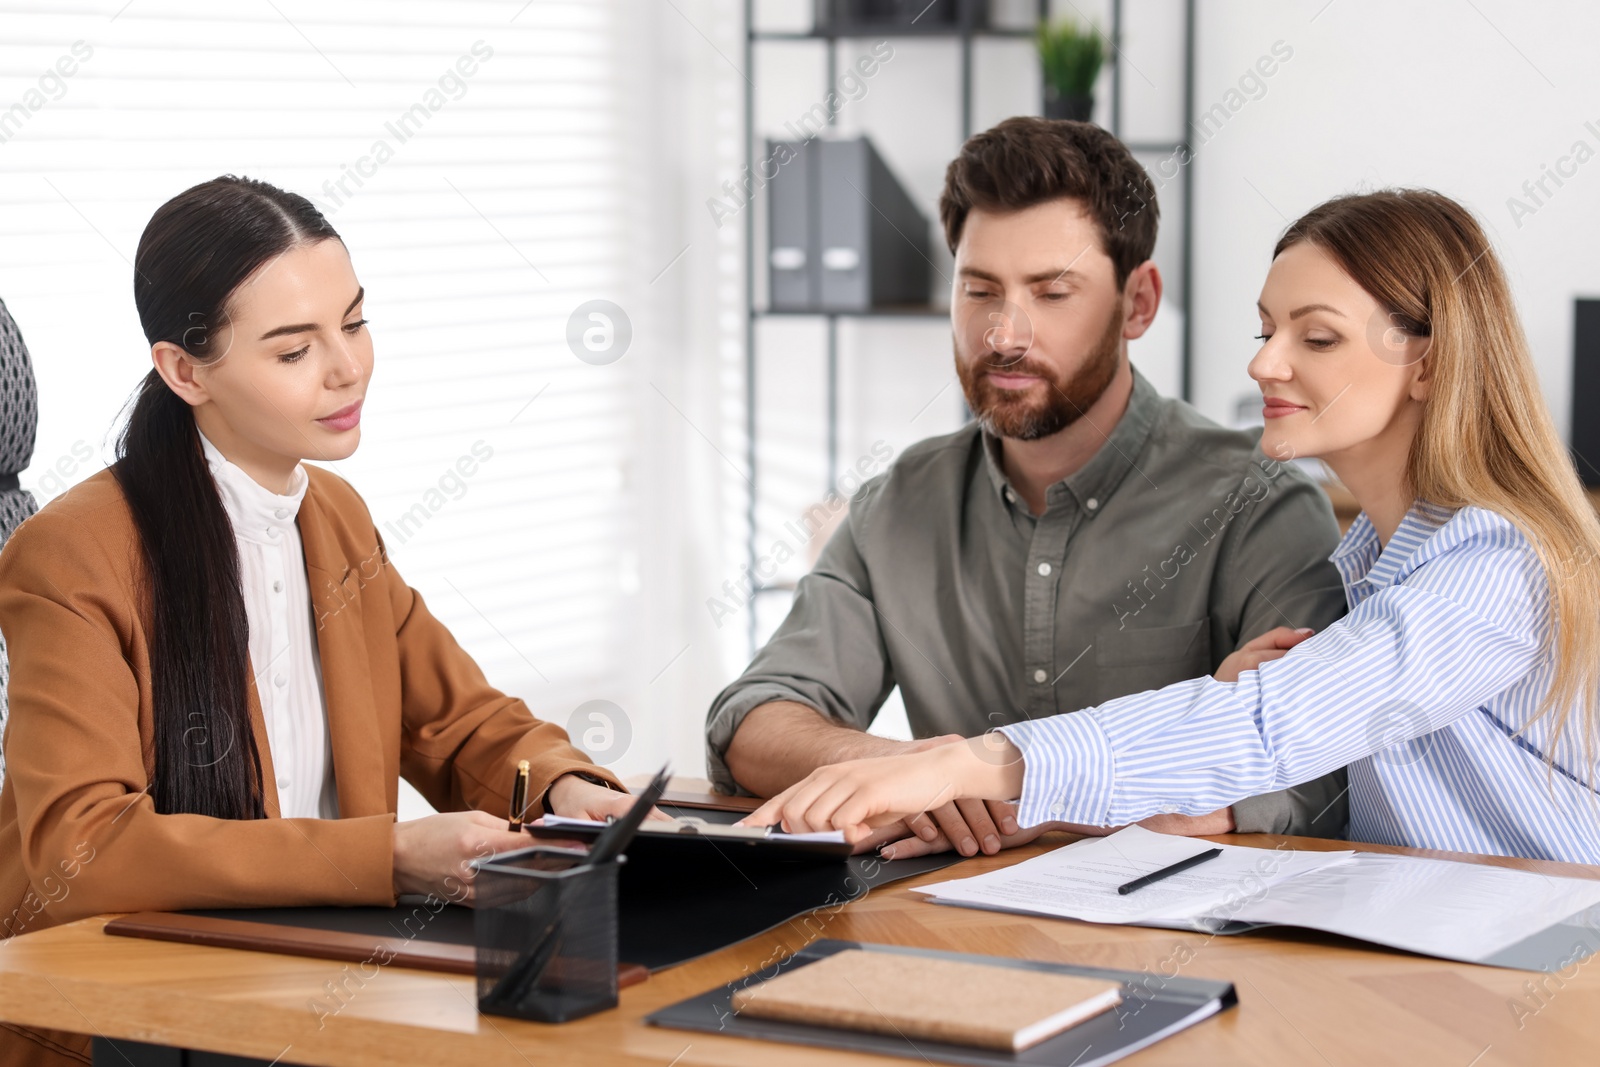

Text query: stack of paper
(913, 825), (1600, 966)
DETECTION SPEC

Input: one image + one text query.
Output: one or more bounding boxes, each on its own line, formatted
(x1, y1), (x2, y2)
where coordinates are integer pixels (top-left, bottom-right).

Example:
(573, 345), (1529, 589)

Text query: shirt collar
(1330, 499), (1457, 597)
(198, 427), (308, 545)
(980, 365), (1162, 516)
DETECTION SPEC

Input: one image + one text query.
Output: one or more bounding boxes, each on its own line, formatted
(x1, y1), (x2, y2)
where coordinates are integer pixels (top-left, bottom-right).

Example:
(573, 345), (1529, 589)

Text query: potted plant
(1036, 17), (1105, 122)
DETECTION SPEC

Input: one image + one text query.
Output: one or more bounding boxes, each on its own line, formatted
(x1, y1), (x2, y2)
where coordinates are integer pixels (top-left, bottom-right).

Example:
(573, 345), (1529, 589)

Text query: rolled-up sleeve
(1230, 769), (1348, 837)
(705, 505), (894, 794)
(1213, 457), (1351, 836)
(999, 539), (1544, 829)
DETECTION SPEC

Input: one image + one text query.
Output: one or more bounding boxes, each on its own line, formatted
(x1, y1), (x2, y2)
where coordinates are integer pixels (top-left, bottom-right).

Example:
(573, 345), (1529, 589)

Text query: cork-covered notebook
(730, 948), (1123, 1052)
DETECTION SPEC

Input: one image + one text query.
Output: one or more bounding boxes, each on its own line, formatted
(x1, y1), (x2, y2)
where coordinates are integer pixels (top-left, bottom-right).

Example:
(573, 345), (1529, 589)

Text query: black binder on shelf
(648, 938), (1236, 1067)
(767, 137), (818, 310)
(816, 136), (931, 310)
(766, 134), (931, 312)
(812, 0), (989, 34)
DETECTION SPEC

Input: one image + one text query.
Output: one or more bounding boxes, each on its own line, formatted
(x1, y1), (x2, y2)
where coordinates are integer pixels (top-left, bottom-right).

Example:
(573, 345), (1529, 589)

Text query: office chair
(0, 298), (40, 791)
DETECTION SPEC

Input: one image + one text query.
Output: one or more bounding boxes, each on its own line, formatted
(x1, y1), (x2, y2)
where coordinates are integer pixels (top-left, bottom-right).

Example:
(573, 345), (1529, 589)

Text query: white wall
(748, 0), (1600, 440)
(1189, 0), (1600, 433)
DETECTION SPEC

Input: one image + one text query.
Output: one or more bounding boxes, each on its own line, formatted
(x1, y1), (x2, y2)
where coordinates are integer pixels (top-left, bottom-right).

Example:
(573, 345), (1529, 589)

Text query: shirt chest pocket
(1093, 618), (1213, 692)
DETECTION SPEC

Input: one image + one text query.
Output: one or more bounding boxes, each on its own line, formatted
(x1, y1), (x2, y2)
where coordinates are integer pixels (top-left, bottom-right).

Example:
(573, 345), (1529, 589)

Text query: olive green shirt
(705, 368), (1351, 836)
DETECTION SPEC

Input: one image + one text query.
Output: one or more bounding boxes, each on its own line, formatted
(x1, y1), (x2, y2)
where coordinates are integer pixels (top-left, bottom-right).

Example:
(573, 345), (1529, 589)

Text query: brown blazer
(0, 465), (621, 1066)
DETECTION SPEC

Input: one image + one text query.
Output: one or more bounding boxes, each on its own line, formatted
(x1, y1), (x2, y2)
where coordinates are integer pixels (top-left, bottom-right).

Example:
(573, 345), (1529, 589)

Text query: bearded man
(706, 117), (1349, 858)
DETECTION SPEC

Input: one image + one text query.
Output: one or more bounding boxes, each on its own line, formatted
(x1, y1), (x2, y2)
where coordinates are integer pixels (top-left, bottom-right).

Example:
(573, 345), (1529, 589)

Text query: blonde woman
(746, 189), (1600, 864)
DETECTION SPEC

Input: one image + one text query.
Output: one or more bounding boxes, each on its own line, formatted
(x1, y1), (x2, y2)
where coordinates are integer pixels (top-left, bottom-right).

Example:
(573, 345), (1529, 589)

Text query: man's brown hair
(938, 116), (1159, 286)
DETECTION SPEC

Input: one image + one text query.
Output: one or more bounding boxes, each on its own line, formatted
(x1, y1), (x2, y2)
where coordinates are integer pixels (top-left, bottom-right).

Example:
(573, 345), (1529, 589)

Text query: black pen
(584, 765), (670, 867)
(1116, 847), (1222, 895)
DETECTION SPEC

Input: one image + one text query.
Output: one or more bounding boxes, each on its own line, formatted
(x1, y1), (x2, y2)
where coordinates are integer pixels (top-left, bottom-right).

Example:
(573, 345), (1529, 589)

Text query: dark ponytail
(115, 175), (340, 820)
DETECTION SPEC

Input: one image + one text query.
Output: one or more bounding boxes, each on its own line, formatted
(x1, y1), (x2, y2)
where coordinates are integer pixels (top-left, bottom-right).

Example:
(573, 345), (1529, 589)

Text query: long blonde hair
(1276, 189), (1600, 774)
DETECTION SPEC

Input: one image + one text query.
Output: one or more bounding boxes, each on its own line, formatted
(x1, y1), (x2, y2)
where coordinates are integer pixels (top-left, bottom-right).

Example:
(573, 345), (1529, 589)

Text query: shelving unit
(740, 0), (1196, 655)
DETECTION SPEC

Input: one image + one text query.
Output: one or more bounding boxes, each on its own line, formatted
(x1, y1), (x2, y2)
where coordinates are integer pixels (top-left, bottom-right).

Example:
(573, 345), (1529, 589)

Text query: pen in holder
(473, 845), (624, 1023)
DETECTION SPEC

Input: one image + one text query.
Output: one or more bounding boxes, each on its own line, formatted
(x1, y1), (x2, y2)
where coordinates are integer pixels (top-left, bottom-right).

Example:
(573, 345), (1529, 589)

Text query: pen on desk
(1116, 847), (1222, 895)
(507, 759), (530, 831)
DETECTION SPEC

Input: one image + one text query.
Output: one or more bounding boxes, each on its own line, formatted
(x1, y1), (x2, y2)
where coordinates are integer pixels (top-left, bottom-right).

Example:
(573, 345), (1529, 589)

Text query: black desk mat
(185, 810), (965, 971)
(648, 939), (1238, 1067)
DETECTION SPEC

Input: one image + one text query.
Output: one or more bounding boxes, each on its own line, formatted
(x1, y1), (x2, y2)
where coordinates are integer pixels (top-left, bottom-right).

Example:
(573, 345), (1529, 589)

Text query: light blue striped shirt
(999, 502), (1600, 864)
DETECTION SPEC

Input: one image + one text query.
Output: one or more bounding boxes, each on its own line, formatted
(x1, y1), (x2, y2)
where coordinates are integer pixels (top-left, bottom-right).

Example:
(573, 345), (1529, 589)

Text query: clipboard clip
(669, 816), (773, 840)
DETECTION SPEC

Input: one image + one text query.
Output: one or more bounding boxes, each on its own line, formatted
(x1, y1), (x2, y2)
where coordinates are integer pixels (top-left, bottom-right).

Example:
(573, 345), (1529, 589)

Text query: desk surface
(2, 830), (1598, 1067)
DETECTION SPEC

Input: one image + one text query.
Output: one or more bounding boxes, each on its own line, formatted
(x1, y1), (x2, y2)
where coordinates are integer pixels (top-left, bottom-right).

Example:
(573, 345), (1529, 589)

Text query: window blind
(0, 0), (652, 803)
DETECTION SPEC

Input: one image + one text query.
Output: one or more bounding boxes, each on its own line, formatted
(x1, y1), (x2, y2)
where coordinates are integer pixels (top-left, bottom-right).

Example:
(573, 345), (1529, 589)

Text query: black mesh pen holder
(473, 846), (624, 1023)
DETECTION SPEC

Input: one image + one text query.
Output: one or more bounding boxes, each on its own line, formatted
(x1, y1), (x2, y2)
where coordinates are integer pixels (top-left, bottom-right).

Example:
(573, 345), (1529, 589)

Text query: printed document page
(914, 825), (1600, 963)
(1237, 852), (1600, 962)
(913, 825), (1355, 924)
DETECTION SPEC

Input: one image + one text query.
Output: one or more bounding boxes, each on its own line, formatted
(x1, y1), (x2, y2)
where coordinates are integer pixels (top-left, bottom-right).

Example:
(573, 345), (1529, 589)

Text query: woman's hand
(389, 776), (672, 905)
(543, 773), (674, 823)
(1214, 626), (1314, 683)
(849, 735), (1018, 858)
(392, 811), (530, 905)
(740, 734), (1025, 845)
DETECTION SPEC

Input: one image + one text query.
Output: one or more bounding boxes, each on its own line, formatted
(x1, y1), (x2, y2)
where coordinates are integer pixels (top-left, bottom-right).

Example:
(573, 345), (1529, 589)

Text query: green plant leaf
(1035, 17), (1106, 97)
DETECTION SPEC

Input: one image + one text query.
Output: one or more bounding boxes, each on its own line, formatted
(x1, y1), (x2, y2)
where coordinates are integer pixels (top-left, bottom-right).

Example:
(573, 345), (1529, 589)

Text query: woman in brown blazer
(0, 176), (641, 1066)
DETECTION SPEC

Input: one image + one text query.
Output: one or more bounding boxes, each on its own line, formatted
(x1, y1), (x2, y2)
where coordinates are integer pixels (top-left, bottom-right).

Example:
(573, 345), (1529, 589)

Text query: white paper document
(539, 813), (846, 844)
(1234, 852), (1600, 962)
(913, 825), (1355, 924)
(913, 825), (1600, 965)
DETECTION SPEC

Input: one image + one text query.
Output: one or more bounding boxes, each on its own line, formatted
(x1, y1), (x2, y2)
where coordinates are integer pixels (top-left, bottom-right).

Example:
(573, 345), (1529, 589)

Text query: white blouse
(198, 429), (339, 820)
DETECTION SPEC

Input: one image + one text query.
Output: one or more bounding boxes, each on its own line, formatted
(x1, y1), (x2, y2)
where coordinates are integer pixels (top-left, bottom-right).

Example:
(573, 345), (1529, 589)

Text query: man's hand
(725, 702), (942, 800)
(876, 800), (1243, 858)
(876, 800), (1236, 858)
(1214, 625), (1314, 682)
(1137, 807), (1236, 835)
(872, 798), (1014, 858)
(880, 800), (1044, 859)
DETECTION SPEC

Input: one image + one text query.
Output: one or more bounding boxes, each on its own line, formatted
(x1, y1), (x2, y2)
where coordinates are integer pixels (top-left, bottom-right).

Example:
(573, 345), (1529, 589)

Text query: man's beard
(955, 305), (1124, 442)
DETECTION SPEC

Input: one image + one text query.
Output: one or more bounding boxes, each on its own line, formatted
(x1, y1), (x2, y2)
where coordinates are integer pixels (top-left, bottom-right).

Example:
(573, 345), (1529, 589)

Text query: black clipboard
(518, 807), (965, 968)
(523, 814), (853, 861)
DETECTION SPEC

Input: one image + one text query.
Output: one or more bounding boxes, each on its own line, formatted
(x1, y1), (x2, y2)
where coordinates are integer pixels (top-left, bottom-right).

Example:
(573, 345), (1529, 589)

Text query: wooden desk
(2, 832), (1598, 1067)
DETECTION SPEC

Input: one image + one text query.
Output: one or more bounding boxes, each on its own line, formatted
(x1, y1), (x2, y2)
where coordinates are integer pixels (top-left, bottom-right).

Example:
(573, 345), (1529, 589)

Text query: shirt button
(1003, 488), (1015, 502)
(1160, 804), (1180, 814)
(274, 507), (290, 520)
(268, 527), (281, 539)
(273, 580), (283, 593)
(1051, 803), (1065, 815)
(1086, 497), (1100, 511)
(1032, 668), (1048, 684)
(1037, 562), (1052, 577)
(274, 673), (287, 688)
(277, 777), (291, 790)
